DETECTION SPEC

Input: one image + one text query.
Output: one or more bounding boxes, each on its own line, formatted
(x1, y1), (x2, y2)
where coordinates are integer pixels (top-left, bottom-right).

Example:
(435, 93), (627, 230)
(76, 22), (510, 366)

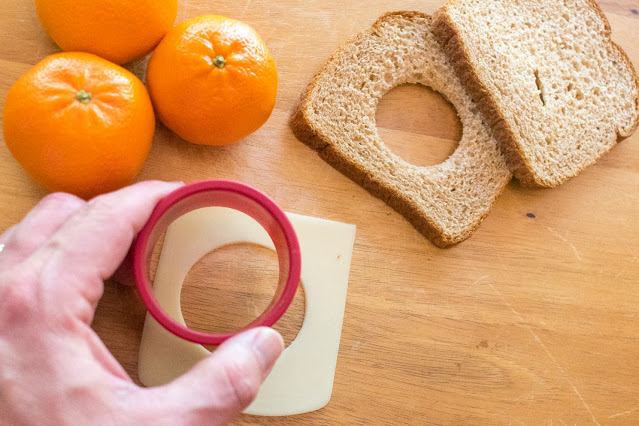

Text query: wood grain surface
(1, 0), (639, 424)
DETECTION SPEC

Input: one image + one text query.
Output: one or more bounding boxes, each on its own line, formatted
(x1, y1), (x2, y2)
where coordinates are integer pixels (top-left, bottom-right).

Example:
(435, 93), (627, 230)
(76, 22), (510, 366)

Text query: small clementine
(3, 52), (155, 199)
(146, 15), (278, 146)
(35, 0), (178, 64)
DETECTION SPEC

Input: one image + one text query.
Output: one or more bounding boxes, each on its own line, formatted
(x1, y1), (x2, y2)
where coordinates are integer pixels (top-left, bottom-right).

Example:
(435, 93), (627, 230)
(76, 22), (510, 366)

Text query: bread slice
(291, 12), (512, 247)
(433, 0), (639, 188)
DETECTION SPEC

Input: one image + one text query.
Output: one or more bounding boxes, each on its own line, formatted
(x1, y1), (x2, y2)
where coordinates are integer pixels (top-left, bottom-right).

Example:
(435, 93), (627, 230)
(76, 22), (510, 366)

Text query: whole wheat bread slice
(433, 0), (639, 188)
(291, 12), (512, 247)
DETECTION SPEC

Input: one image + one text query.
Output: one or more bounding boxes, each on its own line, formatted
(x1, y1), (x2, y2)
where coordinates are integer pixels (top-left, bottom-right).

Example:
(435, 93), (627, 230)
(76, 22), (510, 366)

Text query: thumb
(148, 328), (284, 424)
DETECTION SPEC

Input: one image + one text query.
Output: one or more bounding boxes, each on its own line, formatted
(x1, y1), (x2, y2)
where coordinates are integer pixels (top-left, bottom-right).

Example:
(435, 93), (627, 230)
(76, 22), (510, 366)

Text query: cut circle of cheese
(138, 207), (356, 416)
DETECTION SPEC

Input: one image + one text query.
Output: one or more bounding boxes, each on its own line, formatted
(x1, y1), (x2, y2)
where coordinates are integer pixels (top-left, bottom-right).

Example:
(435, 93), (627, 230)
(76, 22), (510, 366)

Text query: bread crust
(587, 0), (639, 134)
(432, 0), (639, 188)
(290, 11), (509, 247)
(432, 8), (532, 185)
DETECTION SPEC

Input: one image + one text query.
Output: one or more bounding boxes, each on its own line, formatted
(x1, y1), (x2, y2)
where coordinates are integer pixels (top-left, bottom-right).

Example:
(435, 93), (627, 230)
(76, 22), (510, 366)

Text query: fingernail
(250, 328), (284, 375)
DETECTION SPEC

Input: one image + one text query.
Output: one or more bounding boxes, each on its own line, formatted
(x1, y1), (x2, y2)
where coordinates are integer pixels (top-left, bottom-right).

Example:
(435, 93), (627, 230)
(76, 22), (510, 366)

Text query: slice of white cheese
(137, 207), (356, 416)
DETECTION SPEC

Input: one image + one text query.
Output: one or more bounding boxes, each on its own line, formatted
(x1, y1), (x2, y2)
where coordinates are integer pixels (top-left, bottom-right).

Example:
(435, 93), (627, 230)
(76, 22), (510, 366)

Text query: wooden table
(1, 0), (638, 424)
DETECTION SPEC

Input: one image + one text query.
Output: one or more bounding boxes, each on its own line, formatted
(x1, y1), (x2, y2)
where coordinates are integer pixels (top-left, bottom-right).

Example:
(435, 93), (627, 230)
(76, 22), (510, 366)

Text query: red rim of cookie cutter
(133, 180), (301, 345)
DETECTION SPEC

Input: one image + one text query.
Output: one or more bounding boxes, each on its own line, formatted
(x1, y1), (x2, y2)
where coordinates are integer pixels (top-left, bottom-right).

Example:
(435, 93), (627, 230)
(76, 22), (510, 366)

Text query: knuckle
(39, 192), (85, 210)
(0, 280), (35, 324)
(5, 228), (33, 254)
(220, 359), (261, 407)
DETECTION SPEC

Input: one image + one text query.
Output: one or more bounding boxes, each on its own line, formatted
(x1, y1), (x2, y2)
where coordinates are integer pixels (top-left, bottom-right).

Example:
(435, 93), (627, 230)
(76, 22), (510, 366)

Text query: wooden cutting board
(1, 1), (638, 424)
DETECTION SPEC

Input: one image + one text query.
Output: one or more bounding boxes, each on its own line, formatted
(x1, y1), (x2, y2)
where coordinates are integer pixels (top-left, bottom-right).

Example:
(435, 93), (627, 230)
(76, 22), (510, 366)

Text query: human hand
(0, 181), (284, 425)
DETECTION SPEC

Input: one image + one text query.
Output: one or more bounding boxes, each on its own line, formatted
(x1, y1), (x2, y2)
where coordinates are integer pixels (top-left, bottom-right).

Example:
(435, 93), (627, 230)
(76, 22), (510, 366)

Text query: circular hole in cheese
(180, 242), (305, 349)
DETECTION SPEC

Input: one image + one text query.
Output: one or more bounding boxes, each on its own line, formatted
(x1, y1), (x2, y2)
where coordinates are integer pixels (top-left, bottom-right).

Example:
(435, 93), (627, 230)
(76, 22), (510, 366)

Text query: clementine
(146, 15), (278, 146)
(2, 52), (155, 199)
(35, 0), (178, 65)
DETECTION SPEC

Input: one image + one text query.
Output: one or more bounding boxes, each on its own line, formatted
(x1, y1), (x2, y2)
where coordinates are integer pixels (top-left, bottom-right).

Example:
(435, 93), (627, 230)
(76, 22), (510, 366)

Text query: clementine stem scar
(76, 90), (92, 104)
(213, 55), (226, 68)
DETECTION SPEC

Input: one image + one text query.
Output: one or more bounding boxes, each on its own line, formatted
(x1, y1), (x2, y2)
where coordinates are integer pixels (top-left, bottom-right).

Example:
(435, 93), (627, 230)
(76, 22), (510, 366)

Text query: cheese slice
(137, 207), (356, 416)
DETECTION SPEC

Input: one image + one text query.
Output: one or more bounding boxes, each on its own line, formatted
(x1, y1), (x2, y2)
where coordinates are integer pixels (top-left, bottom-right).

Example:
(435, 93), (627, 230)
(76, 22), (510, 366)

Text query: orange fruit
(3, 52), (155, 199)
(35, 0), (178, 65)
(146, 15), (278, 146)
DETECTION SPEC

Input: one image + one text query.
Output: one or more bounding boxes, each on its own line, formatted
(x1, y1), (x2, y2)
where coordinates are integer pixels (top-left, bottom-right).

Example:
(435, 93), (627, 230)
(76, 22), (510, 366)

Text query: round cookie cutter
(133, 180), (301, 345)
